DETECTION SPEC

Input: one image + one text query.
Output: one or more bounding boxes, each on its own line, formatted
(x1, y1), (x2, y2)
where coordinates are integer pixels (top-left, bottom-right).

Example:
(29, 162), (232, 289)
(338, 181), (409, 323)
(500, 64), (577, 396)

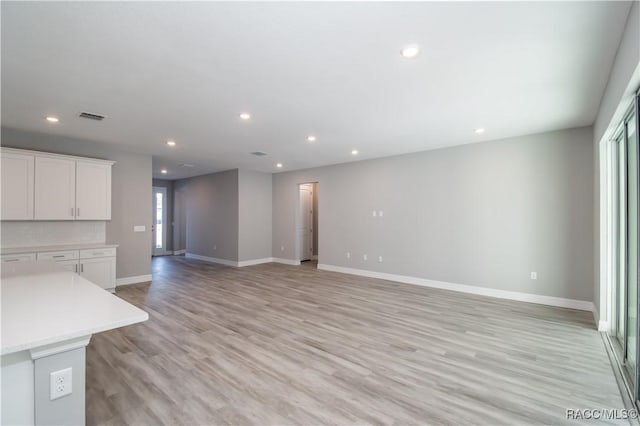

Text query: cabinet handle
(77, 208), (80, 217)
(75, 264), (78, 273)
(81, 263), (84, 273)
(52, 255), (65, 258)
(4, 259), (19, 262)
(71, 207), (74, 217)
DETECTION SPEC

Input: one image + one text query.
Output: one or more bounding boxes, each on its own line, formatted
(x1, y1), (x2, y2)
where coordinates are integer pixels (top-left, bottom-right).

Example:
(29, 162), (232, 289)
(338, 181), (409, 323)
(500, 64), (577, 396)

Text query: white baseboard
(598, 320), (610, 332)
(237, 258), (273, 267)
(116, 274), (152, 287)
(186, 253), (238, 266)
(173, 249), (186, 255)
(186, 253), (302, 267)
(271, 257), (301, 266)
(317, 264), (595, 312)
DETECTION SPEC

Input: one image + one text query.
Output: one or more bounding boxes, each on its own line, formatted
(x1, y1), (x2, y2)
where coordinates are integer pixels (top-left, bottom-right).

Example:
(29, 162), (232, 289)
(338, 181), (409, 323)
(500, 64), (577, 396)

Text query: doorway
(297, 183), (318, 262)
(152, 186), (168, 256)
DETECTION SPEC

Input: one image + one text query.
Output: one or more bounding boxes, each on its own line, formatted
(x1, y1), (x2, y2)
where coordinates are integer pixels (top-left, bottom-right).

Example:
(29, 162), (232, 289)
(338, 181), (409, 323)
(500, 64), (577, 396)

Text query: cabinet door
(76, 161), (111, 220)
(56, 259), (79, 273)
(34, 157), (76, 220)
(80, 257), (116, 290)
(1, 152), (34, 220)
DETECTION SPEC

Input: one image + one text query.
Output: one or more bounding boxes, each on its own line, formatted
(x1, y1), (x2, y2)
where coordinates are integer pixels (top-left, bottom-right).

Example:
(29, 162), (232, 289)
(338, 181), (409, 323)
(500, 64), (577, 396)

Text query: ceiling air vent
(79, 112), (105, 121)
(251, 151), (267, 156)
(180, 164), (196, 168)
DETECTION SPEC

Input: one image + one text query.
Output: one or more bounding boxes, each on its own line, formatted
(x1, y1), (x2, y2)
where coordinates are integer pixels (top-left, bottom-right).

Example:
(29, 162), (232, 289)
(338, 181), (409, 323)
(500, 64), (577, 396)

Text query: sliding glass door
(612, 94), (639, 394)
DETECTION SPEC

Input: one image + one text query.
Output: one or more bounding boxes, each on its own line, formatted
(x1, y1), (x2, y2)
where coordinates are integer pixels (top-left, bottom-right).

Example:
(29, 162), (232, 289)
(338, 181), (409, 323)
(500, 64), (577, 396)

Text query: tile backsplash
(1, 221), (106, 248)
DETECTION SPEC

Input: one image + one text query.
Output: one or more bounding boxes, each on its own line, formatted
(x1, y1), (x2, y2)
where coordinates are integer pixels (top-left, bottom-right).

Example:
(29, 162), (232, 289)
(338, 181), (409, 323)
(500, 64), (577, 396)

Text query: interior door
(298, 184), (313, 261)
(152, 186), (168, 256)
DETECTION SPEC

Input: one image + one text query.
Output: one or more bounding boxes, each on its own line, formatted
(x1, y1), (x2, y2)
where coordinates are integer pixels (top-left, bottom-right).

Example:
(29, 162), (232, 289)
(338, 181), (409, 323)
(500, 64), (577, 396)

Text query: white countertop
(0, 243), (118, 255)
(1, 262), (148, 355)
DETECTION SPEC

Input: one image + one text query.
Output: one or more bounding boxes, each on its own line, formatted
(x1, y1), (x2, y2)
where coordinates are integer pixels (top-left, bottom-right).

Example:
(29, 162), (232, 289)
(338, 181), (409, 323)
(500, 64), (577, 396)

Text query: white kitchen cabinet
(80, 256), (116, 290)
(1, 253), (36, 263)
(34, 156), (76, 220)
(26, 245), (117, 290)
(76, 161), (112, 220)
(1, 148), (114, 222)
(57, 259), (80, 273)
(1, 152), (34, 220)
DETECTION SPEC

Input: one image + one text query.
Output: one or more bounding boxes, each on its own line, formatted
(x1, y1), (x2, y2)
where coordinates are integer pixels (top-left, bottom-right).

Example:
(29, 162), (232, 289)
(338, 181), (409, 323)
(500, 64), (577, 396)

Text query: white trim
(173, 249), (186, 255)
(186, 253), (302, 267)
(237, 258), (273, 267)
(271, 257), (301, 266)
(318, 264), (595, 312)
(599, 320), (611, 332)
(152, 250), (173, 256)
(30, 336), (91, 360)
(186, 253), (238, 266)
(116, 274), (152, 287)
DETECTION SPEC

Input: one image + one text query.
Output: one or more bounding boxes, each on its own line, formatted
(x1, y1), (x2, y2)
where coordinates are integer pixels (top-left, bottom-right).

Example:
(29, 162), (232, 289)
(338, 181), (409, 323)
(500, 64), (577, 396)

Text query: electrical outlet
(280, 245), (285, 252)
(213, 245), (217, 250)
(346, 252), (351, 259)
(50, 367), (72, 400)
(378, 256), (383, 262)
(372, 211), (377, 217)
(363, 254), (368, 261)
(379, 211), (384, 217)
(530, 272), (537, 280)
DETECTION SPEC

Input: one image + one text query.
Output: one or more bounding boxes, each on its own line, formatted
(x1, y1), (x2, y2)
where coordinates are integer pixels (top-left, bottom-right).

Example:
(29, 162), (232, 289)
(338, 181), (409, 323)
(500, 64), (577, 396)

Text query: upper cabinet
(34, 156), (76, 220)
(76, 161), (112, 220)
(1, 152), (34, 220)
(1, 148), (115, 221)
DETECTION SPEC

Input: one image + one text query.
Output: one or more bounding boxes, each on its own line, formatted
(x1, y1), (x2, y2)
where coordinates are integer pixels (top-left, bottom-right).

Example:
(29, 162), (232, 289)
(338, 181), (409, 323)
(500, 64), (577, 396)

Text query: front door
(152, 186), (167, 256)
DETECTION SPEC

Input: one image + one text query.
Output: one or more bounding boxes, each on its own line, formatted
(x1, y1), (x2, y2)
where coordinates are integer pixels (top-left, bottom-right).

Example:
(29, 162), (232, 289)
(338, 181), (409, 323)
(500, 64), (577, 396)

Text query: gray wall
(273, 126), (594, 301)
(592, 1), (639, 315)
(238, 170), (272, 261)
(175, 169), (239, 262)
(152, 178), (174, 253)
(1, 127), (152, 279)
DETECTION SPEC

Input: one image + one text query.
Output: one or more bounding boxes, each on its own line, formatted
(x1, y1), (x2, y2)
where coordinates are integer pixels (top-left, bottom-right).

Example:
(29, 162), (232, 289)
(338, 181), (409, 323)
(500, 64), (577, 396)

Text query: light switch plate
(133, 225), (146, 232)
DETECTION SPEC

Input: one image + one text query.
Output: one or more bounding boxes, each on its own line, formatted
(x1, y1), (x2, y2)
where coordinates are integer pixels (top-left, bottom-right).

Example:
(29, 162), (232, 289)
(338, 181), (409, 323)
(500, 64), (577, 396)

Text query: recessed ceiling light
(161, 169), (168, 174)
(307, 135), (317, 142)
(166, 140), (176, 147)
(474, 128), (486, 134)
(239, 113), (251, 120)
(351, 150), (359, 155)
(276, 163), (283, 168)
(46, 116), (59, 123)
(400, 45), (420, 58)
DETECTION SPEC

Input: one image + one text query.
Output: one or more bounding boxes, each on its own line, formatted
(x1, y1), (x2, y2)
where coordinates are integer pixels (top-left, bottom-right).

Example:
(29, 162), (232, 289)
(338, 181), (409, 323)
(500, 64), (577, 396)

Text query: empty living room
(1, 1), (640, 425)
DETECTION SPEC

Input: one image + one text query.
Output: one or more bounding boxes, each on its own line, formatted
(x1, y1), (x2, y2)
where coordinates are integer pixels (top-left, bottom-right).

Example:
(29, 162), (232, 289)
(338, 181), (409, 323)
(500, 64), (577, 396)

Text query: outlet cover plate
(50, 367), (72, 400)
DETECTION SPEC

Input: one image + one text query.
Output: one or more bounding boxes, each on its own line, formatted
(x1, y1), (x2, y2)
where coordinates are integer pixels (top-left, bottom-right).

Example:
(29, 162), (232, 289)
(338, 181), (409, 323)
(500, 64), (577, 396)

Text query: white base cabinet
(79, 257), (116, 290)
(13, 246), (119, 290)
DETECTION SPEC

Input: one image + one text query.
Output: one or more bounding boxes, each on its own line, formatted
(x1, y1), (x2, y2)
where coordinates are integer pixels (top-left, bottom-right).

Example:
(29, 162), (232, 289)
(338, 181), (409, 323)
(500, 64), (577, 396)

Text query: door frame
(152, 186), (169, 256)
(296, 182), (318, 263)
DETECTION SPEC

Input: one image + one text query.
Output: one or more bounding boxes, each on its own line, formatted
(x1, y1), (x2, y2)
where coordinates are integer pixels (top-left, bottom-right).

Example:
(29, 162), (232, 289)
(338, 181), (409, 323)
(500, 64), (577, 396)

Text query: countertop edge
(1, 312), (149, 356)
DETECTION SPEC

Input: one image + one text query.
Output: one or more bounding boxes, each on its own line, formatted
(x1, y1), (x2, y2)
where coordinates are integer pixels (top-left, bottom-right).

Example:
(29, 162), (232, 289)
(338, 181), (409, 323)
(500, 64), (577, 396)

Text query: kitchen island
(1, 261), (148, 425)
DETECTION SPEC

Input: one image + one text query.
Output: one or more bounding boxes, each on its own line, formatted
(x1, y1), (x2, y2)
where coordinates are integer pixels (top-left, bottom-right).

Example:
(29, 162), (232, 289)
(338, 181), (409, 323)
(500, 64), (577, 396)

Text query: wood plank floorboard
(87, 256), (625, 425)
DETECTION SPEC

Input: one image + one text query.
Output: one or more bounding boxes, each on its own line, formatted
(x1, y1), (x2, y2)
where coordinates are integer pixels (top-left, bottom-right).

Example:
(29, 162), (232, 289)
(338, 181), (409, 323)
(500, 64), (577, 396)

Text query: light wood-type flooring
(87, 256), (624, 425)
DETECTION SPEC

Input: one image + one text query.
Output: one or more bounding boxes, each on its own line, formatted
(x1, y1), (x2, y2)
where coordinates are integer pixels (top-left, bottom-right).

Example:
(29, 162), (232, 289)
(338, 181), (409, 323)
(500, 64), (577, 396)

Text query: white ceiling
(1, 1), (632, 179)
